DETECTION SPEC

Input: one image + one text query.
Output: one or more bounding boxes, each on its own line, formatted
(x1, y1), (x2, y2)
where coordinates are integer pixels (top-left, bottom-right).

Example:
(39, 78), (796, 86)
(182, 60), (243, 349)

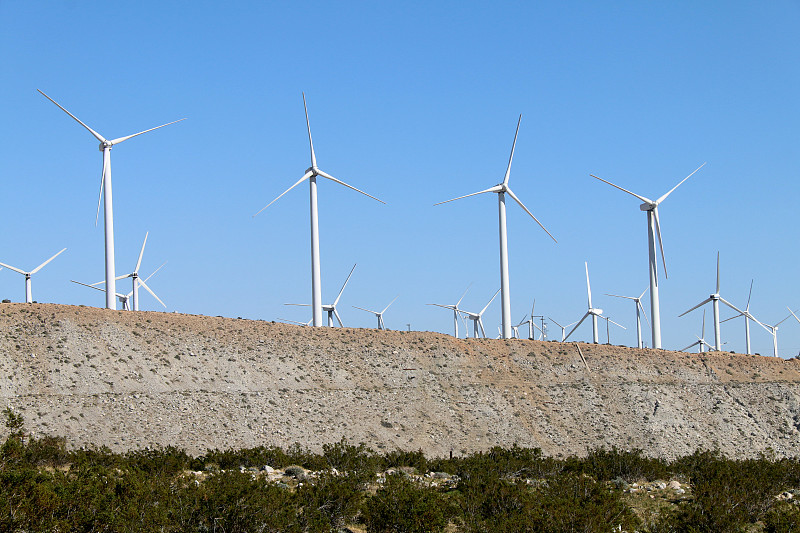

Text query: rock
(668, 480), (681, 490)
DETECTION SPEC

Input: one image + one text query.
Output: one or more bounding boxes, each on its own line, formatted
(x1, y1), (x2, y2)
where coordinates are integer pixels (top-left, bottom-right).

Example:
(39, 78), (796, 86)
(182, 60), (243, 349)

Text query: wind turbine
(353, 295), (399, 330)
(679, 252), (745, 351)
(38, 90), (184, 310)
(254, 94), (384, 328)
(549, 317), (578, 342)
(719, 280), (765, 355)
(0, 248), (66, 303)
(435, 116), (556, 339)
(110, 232), (165, 311)
(513, 301), (542, 339)
(279, 318), (313, 326)
(72, 262), (165, 311)
(565, 262), (613, 344)
(606, 288), (650, 349)
(286, 264), (356, 327)
(428, 284), (471, 338)
(460, 289), (501, 338)
(681, 310), (715, 353)
(759, 309), (797, 357)
(591, 163), (705, 348)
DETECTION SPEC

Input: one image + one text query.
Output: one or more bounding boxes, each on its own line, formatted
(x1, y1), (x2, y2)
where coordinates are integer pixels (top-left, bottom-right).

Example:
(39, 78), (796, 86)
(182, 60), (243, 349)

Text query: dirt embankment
(2, 303), (800, 459)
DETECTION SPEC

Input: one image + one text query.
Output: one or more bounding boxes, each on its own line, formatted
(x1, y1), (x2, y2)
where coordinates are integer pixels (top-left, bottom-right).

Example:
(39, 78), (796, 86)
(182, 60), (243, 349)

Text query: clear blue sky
(1, 1), (799, 356)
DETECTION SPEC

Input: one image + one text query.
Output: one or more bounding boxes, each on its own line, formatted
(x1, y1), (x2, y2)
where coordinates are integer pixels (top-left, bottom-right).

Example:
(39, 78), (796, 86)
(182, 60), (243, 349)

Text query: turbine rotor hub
(639, 202), (655, 211)
(99, 141), (113, 151)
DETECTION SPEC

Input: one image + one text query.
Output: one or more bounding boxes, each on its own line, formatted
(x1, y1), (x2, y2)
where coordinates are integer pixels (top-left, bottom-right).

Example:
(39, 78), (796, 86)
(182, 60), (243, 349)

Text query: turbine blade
(480, 289), (501, 316)
(746, 279), (754, 310)
(334, 309), (344, 328)
(456, 283), (472, 307)
(702, 309), (706, 336)
(0, 262), (27, 275)
(655, 162), (706, 205)
(585, 262), (592, 309)
(433, 186), (502, 206)
(143, 261), (167, 282)
(502, 115), (521, 185)
(71, 280), (105, 293)
(302, 92), (317, 168)
(108, 119), (186, 145)
(114, 274), (132, 281)
(589, 174), (653, 204)
(253, 170), (314, 217)
(716, 251), (720, 294)
(776, 311), (795, 327)
(137, 279), (166, 308)
(352, 305), (379, 314)
(564, 313), (590, 341)
(548, 316), (564, 328)
(95, 156), (106, 227)
(607, 318), (626, 329)
(653, 207), (668, 279)
(505, 188), (557, 243)
(606, 293), (636, 300)
(285, 303), (311, 307)
(639, 286), (649, 300)
(678, 298), (713, 317)
(37, 89), (106, 143)
(135, 232), (149, 273)
(333, 264), (357, 306)
(720, 314), (742, 323)
(316, 169), (385, 204)
(681, 341), (700, 352)
(381, 295), (400, 314)
(719, 296), (745, 317)
(638, 301), (651, 327)
(428, 303), (456, 310)
(787, 307), (800, 325)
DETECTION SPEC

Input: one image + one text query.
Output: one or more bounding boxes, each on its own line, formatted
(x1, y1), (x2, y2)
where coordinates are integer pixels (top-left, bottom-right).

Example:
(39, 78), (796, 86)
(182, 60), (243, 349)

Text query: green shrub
(363, 473), (450, 533)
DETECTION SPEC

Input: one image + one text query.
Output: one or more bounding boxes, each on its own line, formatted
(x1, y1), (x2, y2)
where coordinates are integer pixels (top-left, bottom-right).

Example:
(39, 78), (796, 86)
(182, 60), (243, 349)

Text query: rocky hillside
(2, 303), (800, 459)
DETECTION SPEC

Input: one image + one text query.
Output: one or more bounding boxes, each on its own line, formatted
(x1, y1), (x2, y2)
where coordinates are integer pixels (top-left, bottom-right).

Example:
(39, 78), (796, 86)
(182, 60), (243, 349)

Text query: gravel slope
(2, 303), (800, 458)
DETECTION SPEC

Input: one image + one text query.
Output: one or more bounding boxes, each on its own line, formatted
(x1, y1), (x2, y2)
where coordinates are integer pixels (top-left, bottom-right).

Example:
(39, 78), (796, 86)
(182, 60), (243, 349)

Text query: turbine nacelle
(99, 141), (112, 151)
(589, 308), (603, 316)
(639, 202), (656, 211)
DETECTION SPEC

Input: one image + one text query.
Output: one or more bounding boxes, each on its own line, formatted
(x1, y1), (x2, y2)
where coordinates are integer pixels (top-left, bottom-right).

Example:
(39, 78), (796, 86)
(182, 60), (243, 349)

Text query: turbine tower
(38, 90), (184, 310)
(679, 252), (745, 351)
(254, 94), (384, 327)
(428, 284), (471, 338)
(0, 248), (66, 303)
(460, 289), (501, 338)
(606, 287), (649, 349)
(72, 262), (165, 311)
(286, 264), (357, 327)
(591, 163), (705, 348)
(353, 295), (399, 330)
(111, 232), (166, 311)
(435, 116), (556, 339)
(600, 315), (626, 344)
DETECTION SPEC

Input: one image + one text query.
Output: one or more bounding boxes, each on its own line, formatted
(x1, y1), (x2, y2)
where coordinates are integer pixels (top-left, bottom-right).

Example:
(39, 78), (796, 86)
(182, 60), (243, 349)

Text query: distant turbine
(679, 252), (745, 351)
(353, 295), (399, 330)
(549, 317), (578, 342)
(38, 90), (184, 310)
(460, 289), (501, 338)
(72, 263), (165, 311)
(719, 280), (765, 355)
(513, 301), (541, 339)
(428, 284), (471, 338)
(591, 163), (705, 348)
(109, 232), (166, 311)
(435, 116), (556, 339)
(254, 94), (384, 328)
(606, 287), (649, 349)
(681, 310), (715, 353)
(759, 309), (796, 357)
(279, 318), (313, 326)
(565, 262), (614, 344)
(0, 248), (66, 303)
(286, 264), (357, 327)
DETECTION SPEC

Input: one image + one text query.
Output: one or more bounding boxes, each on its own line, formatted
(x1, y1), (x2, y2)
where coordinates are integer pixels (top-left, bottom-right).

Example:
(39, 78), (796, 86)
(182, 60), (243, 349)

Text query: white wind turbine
(719, 280), (765, 355)
(428, 284), (471, 338)
(513, 301), (542, 340)
(591, 163), (705, 348)
(38, 90), (184, 310)
(460, 289), (501, 338)
(72, 262), (165, 311)
(565, 263), (614, 344)
(681, 310), (715, 353)
(279, 318), (313, 326)
(435, 116), (556, 339)
(606, 288), (649, 349)
(759, 308), (796, 358)
(549, 317), (578, 342)
(353, 295), (399, 330)
(0, 248), (66, 303)
(286, 264), (357, 327)
(679, 252), (745, 352)
(254, 94), (384, 328)
(109, 232), (166, 311)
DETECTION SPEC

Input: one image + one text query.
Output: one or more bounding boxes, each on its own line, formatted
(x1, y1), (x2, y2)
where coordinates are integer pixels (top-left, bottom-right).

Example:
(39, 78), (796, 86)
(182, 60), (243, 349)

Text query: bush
(362, 473), (450, 533)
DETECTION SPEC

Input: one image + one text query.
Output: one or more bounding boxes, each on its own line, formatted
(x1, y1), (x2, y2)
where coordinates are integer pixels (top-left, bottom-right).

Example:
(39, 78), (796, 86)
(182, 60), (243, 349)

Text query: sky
(1, 1), (799, 356)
